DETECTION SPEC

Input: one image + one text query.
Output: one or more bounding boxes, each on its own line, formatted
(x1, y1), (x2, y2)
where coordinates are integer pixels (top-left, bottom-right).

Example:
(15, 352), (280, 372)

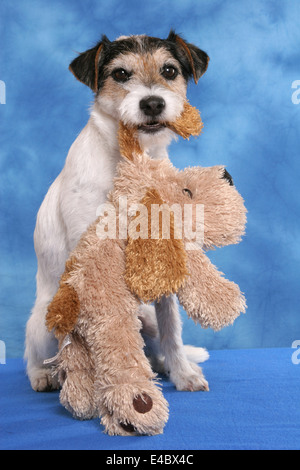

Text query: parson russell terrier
(25, 31), (210, 393)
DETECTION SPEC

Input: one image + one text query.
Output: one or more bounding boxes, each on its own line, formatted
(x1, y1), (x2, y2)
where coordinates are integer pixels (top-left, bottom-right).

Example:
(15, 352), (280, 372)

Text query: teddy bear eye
(182, 188), (193, 198)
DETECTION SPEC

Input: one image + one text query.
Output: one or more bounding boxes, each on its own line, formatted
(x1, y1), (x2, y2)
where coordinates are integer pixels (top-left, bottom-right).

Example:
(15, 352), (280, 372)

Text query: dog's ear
(69, 35), (111, 92)
(124, 188), (188, 303)
(167, 30), (209, 84)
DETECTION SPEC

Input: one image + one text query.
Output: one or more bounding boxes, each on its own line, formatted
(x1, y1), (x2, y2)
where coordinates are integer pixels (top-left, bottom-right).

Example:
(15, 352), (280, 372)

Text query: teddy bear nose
(140, 96), (166, 117)
(223, 169), (234, 186)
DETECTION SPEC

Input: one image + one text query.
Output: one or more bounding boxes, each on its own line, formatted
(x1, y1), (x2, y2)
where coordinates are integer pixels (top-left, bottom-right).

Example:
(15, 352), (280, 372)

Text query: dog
(25, 30), (210, 393)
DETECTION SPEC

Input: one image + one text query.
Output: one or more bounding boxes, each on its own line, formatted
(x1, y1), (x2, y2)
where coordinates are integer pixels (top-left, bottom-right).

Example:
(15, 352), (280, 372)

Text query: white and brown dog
(25, 31), (210, 393)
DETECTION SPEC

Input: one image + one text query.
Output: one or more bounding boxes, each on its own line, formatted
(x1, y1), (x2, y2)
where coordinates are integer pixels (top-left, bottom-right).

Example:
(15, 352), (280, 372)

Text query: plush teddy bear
(45, 103), (247, 436)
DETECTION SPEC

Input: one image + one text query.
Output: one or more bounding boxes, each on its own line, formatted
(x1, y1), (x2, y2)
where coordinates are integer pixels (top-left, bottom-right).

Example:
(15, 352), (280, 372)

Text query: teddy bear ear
(118, 122), (143, 161)
(124, 188), (189, 303)
(168, 101), (204, 139)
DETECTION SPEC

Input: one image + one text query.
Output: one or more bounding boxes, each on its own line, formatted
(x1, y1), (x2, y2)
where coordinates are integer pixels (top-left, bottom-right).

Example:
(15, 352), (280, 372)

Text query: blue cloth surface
(1, 0), (300, 356)
(0, 348), (299, 450)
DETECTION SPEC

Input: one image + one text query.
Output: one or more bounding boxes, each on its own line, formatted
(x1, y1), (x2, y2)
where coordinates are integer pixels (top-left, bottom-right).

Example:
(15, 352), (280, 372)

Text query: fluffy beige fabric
(124, 187), (189, 303)
(46, 109), (247, 436)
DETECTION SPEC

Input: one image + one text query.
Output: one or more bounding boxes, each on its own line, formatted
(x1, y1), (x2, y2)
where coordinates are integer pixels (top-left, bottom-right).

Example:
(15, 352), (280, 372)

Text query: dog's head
(69, 31), (209, 148)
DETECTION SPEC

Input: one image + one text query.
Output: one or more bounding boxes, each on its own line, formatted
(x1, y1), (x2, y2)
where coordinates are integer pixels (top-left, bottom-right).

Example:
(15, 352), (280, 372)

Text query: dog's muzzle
(140, 96), (166, 117)
(139, 96), (167, 134)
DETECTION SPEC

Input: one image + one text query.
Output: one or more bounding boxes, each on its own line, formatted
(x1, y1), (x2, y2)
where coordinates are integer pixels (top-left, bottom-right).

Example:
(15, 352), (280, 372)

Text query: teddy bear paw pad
(133, 393), (153, 413)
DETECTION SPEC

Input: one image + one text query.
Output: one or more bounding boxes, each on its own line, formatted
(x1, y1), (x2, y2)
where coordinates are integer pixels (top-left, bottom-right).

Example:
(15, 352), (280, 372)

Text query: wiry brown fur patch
(94, 44), (104, 92)
(46, 256), (80, 339)
(124, 188), (188, 303)
(104, 49), (188, 96)
(175, 36), (199, 84)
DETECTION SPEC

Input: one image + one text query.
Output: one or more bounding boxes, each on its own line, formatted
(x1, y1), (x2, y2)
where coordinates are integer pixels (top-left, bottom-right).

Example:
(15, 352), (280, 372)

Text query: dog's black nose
(140, 96), (166, 117)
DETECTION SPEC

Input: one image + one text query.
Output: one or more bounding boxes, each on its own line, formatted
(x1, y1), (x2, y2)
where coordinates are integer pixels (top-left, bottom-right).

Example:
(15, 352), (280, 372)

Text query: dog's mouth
(138, 121), (166, 134)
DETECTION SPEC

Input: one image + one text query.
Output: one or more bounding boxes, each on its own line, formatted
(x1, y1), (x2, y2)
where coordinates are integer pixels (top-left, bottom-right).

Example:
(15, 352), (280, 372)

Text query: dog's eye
(161, 65), (178, 80)
(182, 188), (193, 198)
(112, 68), (131, 83)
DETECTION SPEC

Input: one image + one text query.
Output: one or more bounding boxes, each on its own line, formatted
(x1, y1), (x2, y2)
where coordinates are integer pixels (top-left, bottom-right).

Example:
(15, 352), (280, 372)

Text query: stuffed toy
(45, 103), (247, 436)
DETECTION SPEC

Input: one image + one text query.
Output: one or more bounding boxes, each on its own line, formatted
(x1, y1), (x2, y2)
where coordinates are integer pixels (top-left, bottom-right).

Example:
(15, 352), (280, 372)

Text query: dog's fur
(25, 31), (210, 392)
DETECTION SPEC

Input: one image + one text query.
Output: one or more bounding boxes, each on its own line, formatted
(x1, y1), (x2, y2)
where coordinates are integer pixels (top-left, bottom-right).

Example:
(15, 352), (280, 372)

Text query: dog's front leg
(155, 295), (209, 391)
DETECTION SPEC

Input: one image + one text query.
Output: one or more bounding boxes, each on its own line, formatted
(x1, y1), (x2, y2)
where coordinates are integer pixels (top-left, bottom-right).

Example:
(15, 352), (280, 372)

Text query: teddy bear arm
(177, 249), (246, 331)
(46, 282), (80, 339)
(46, 257), (80, 339)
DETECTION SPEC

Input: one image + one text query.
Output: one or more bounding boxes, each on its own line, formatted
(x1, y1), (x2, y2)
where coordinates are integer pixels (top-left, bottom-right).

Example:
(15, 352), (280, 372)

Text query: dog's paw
(170, 362), (209, 392)
(28, 367), (60, 392)
(98, 381), (169, 436)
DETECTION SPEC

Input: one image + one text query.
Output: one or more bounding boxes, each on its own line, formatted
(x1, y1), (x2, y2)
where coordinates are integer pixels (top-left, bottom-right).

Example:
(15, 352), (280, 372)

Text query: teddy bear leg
(57, 333), (97, 420)
(88, 308), (169, 436)
(99, 380), (169, 436)
(155, 295), (209, 392)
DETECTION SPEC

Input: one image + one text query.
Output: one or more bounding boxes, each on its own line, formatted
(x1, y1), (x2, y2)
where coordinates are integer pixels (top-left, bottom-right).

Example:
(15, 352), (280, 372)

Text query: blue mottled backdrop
(1, 0), (300, 357)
